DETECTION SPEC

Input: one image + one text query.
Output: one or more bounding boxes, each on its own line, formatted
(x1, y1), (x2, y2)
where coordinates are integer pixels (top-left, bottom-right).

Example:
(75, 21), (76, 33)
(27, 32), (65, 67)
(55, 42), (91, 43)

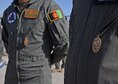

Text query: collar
(13, 0), (37, 12)
(28, 0), (36, 4)
(12, 0), (36, 5)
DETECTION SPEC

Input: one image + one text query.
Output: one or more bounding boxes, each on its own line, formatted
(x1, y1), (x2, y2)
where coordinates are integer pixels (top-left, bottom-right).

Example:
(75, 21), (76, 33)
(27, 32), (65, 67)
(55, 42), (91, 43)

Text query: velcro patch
(24, 9), (39, 19)
(19, 0), (29, 3)
(48, 10), (63, 22)
(7, 12), (17, 24)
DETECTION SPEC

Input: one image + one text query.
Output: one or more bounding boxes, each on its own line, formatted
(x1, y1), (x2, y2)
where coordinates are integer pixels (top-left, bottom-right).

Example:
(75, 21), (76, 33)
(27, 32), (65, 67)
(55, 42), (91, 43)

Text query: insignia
(24, 36), (29, 46)
(48, 10), (63, 22)
(7, 12), (16, 24)
(92, 35), (102, 53)
(24, 9), (39, 19)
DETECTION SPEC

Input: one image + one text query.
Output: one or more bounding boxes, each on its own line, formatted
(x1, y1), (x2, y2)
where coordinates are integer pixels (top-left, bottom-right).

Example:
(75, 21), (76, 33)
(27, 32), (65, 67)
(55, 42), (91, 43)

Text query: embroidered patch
(24, 9), (39, 19)
(48, 10), (63, 22)
(7, 12), (16, 24)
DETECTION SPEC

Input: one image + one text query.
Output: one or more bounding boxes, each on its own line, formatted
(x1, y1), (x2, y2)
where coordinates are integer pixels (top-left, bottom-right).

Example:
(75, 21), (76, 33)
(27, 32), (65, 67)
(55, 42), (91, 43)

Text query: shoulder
(2, 4), (16, 26)
(49, 0), (60, 8)
(43, 0), (60, 9)
(45, 0), (62, 13)
(3, 4), (15, 17)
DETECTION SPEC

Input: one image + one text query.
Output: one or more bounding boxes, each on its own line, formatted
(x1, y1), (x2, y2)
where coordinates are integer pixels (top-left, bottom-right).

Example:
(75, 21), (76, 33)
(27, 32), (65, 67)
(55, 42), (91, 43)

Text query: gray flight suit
(1, 0), (69, 84)
(65, 0), (118, 84)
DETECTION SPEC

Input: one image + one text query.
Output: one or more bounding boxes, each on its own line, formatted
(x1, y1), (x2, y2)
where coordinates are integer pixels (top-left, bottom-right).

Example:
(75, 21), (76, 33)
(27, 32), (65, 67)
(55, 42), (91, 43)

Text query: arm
(0, 25), (4, 58)
(46, 1), (69, 64)
(1, 14), (8, 53)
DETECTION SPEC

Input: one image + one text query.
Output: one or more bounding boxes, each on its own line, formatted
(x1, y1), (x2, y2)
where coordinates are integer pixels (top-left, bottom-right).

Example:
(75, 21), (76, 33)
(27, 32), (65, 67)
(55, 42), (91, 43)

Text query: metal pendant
(24, 36), (29, 46)
(92, 35), (102, 53)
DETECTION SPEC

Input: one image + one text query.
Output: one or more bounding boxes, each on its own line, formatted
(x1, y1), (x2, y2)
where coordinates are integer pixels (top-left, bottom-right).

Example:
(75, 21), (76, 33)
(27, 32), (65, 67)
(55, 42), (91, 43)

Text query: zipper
(16, 8), (26, 84)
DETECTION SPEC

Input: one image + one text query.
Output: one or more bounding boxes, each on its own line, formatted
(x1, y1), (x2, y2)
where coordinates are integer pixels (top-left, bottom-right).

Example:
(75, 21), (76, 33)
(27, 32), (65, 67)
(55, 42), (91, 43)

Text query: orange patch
(24, 9), (39, 19)
(19, 0), (29, 3)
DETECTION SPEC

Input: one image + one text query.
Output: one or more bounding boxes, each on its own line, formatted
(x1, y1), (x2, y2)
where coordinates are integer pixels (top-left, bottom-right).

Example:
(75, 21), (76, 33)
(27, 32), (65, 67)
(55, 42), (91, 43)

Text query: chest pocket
(21, 9), (45, 34)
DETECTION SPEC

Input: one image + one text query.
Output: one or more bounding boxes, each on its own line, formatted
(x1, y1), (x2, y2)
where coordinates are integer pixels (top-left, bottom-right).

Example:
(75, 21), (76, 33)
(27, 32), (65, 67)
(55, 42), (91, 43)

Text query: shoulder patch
(24, 9), (39, 19)
(7, 12), (17, 24)
(48, 10), (63, 22)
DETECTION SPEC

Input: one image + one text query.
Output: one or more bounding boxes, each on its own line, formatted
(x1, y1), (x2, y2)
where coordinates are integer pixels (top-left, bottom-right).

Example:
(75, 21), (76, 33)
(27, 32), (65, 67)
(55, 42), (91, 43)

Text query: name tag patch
(48, 10), (63, 22)
(24, 9), (39, 19)
(7, 12), (17, 24)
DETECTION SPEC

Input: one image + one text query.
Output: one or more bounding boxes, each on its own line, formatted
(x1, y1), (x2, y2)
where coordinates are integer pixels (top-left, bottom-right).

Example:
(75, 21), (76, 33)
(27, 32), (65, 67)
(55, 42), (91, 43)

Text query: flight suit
(1, 0), (69, 84)
(65, 0), (118, 84)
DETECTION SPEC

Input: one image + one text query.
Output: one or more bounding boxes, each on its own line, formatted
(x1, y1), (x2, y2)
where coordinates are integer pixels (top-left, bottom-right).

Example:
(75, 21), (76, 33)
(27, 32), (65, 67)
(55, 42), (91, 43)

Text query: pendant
(92, 35), (102, 53)
(24, 36), (29, 46)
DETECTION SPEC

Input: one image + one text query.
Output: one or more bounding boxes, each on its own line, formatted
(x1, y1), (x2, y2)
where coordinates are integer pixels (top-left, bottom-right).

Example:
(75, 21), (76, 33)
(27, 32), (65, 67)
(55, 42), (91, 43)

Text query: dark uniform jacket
(0, 25), (3, 58)
(1, 0), (69, 84)
(65, 0), (118, 84)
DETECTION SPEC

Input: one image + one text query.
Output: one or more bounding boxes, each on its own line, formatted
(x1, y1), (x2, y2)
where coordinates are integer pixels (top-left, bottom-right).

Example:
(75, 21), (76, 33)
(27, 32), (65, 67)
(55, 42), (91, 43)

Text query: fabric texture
(1, 0), (69, 84)
(65, 0), (118, 84)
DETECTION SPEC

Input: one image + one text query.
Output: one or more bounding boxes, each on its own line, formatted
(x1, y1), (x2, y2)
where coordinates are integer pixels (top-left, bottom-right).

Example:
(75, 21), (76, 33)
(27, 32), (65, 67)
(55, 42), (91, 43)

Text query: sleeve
(46, 1), (69, 64)
(1, 13), (8, 53)
(0, 26), (4, 58)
